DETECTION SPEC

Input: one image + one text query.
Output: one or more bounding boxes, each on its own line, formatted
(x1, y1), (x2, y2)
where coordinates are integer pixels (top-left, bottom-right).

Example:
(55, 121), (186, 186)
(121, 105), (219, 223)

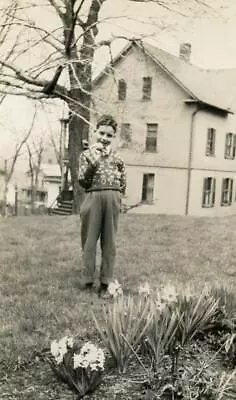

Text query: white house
(41, 163), (62, 208)
(19, 163), (62, 209)
(90, 40), (236, 216)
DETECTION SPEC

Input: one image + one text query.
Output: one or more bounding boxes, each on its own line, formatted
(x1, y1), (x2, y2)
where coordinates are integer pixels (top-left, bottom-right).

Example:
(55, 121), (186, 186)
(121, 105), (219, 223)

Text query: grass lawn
(0, 213), (235, 399)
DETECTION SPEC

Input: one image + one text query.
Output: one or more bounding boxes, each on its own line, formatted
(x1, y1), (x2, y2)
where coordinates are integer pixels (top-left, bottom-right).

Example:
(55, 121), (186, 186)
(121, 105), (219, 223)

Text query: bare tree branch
(0, 58), (69, 99)
(1, 21), (64, 49)
(7, 106), (37, 183)
(0, 1), (17, 46)
(42, 64), (64, 94)
(0, 0), (215, 213)
(48, 0), (65, 21)
(50, 133), (61, 169)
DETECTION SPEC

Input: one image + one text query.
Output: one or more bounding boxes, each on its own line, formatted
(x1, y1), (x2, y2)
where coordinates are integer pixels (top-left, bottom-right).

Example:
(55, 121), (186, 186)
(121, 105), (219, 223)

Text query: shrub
(174, 290), (220, 346)
(93, 295), (153, 374)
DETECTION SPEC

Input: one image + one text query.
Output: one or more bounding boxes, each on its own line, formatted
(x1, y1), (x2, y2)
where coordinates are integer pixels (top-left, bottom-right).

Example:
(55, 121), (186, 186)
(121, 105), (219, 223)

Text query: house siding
(92, 45), (193, 169)
(92, 45), (195, 215)
(126, 165), (187, 215)
(188, 170), (236, 216)
(91, 45), (236, 216)
(188, 110), (236, 215)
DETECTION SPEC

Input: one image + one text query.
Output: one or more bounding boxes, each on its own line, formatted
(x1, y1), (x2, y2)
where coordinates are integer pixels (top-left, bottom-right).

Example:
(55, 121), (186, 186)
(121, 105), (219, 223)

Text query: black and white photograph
(0, 0), (235, 398)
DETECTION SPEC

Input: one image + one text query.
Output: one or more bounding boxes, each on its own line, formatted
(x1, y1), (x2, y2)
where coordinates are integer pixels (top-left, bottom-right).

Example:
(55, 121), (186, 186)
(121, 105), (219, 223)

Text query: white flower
(66, 336), (74, 348)
(80, 342), (97, 355)
(108, 280), (123, 298)
(73, 353), (89, 369)
(51, 340), (59, 358)
(161, 284), (178, 303)
(50, 340), (64, 364)
(73, 342), (105, 371)
(50, 336), (74, 364)
(138, 282), (151, 296)
(155, 290), (166, 313)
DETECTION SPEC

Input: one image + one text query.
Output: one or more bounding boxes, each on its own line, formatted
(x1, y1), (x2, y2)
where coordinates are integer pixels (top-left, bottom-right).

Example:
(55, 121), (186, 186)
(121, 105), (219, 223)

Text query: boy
(78, 114), (126, 298)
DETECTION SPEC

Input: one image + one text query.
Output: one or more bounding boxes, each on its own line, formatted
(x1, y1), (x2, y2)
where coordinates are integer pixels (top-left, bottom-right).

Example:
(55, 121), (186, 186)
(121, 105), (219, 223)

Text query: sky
(1, 0), (236, 176)
(97, 0), (236, 69)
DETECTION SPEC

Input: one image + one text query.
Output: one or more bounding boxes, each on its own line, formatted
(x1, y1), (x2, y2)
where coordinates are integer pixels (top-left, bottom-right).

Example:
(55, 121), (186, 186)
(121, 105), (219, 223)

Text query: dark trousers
(80, 190), (120, 285)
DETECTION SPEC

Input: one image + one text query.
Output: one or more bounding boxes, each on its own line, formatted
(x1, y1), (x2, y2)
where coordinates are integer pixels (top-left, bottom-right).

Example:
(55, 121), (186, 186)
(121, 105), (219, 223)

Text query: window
(221, 178), (233, 206)
(145, 123), (158, 152)
(142, 173), (155, 202)
(142, 77), (152, 100)
(202, 177), (216, 207)
(39, 192), (46, 202)
(120, 123), (132, 148)
(224, 133), (236, 159)
(118, 79), (127, 100)
(206, 128), (216, 156)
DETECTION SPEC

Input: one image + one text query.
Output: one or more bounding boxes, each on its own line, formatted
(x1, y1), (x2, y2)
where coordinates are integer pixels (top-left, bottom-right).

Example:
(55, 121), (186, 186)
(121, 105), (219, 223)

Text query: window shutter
(118, 79), (127, 100)
(225, 133), (233, 159)
(221, 178), (225, 205)
(233, 135), (236, 158)
(206, 128), (215, 156)
(142, 174), (155, 202)
(142, 174), (148, 201)
(120, 123), (132, 146)
(202, 178), (207, 206)
(212, 178), (216, 205)
(224, 135), (227, 158)
(142, 77), (152, 100)
(146, 124), (158, 152)
(229, 179), (233, 204)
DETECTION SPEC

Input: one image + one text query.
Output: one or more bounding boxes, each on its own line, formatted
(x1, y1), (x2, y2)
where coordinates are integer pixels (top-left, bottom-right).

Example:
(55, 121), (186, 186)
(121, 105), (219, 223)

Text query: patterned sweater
(78, 148), (126, 194)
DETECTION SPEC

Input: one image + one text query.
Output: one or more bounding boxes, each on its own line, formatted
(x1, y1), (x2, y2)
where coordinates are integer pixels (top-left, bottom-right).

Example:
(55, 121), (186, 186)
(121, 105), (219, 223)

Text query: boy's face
(95, 125), (115, 148)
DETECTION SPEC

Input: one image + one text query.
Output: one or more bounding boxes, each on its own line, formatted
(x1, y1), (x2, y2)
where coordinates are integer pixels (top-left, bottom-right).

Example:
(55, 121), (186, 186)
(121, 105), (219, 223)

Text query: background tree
(26, 136), (45, 210)
(2, 110), (36, 216)
(0, 0), (212, 212)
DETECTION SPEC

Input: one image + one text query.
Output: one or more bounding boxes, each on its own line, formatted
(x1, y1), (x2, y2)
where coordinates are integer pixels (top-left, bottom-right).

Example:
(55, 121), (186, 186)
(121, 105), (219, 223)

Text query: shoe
(98, 283), (110, 299)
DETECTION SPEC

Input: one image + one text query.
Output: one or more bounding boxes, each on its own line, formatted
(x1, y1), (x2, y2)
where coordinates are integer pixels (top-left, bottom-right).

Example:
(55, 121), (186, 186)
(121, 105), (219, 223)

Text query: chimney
(179, 43), (191, 62)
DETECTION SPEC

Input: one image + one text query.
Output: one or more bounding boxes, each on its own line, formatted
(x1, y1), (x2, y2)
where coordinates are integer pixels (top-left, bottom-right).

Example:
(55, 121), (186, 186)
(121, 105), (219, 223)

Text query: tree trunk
(68, 92), (90, 213)
(63, 7), (96, 213)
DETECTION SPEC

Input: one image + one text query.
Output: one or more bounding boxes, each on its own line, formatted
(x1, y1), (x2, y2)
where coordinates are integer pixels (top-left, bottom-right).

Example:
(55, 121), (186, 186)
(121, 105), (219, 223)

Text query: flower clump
(108, 280), (123, 298)
(50, 337), (105, 397)
(73, 342), (105, 371)
(50, 336), (74, 364)
(138, 282), (152, 297)
(160, 284), (178, 303)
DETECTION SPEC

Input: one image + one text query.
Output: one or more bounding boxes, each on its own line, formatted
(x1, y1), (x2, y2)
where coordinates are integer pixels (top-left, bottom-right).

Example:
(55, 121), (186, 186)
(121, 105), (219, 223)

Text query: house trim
(184, 99), (232, 116)
(139, 42), (198, 101)
(124, 164), (187, 169)
(93, 40), (233, 115)
(124, 164), (236, 174)
(190, 168), (236, 173)
(93, 41), (198, 102)
(185, 106), (200, 216)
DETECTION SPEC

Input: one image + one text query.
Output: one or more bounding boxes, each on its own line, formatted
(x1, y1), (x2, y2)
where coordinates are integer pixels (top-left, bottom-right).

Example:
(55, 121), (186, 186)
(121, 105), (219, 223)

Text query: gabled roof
(93, 40), (236, 114)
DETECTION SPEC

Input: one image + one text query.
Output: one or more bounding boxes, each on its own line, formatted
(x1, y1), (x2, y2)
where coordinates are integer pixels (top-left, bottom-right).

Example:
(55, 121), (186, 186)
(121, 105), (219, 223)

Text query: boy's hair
(96, 114), (117, 133)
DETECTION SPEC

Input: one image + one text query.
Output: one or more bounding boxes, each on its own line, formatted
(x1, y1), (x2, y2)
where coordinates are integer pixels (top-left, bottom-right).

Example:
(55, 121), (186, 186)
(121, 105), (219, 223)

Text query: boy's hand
(89, 143), (104, 164)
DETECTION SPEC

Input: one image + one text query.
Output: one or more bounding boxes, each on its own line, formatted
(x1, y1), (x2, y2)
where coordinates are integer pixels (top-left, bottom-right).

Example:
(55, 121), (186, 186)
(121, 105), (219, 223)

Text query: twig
(120, 334), (150, 376)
